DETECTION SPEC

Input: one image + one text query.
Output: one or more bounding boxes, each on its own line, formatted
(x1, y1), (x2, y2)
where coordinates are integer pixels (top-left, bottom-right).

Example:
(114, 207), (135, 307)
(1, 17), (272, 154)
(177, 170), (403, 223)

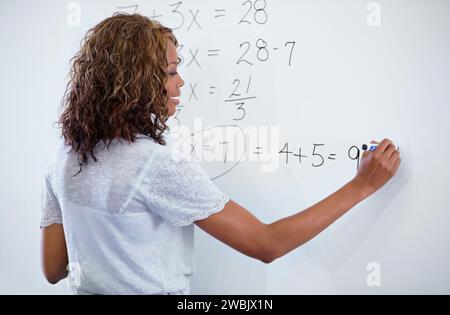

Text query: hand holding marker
(352, 139), (402, 198)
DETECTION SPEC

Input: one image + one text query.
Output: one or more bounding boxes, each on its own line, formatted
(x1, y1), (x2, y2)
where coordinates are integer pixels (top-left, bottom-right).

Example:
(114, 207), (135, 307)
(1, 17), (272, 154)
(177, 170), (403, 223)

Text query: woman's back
(41, 136), (229, 294)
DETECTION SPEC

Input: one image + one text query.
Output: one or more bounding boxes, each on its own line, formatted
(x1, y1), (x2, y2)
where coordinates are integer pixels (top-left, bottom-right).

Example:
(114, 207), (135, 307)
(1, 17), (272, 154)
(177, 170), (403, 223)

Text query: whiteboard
(1, 0), (449, 294)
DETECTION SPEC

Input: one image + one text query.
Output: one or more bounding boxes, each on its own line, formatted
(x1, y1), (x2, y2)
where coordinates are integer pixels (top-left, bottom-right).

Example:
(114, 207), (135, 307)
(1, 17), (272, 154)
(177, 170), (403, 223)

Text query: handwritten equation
(173, 125), (364, 179)
(113, 1), (296, 125)
(109, 2), (367, 179)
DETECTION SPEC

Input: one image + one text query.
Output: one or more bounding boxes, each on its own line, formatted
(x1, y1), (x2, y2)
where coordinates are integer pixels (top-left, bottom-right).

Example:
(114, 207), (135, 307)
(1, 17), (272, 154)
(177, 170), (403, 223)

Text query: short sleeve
(40, 172), (63, 228)
(140, 155), (230, 227)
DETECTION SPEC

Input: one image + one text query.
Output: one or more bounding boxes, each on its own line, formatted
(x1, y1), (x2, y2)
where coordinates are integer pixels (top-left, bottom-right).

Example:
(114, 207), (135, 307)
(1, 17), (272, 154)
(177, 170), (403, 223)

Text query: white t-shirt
(41, 135), (229, 295)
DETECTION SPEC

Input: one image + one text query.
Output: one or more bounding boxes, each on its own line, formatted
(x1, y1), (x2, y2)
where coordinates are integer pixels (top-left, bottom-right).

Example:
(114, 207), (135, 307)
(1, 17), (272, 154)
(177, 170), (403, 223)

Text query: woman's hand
(352, 138), (402, 198)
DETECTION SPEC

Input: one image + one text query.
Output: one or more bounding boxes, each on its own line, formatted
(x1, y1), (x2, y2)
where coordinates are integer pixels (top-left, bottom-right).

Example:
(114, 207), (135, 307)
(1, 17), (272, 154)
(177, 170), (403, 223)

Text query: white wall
(1, 0), (449, 294)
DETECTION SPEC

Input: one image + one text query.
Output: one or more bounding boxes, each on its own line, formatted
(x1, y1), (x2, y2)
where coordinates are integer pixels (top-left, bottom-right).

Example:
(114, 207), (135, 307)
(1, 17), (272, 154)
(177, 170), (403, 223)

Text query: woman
(41, 13), (401, 294)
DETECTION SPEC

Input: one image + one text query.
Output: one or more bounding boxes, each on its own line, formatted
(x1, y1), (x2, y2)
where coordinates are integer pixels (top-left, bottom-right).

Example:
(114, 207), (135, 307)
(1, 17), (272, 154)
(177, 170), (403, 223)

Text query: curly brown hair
(59, 13), (177, 173)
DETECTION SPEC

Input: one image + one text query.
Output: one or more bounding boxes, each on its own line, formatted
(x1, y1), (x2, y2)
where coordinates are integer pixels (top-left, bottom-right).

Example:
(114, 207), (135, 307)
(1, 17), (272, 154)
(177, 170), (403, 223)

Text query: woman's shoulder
(131, 136), (208, 182)
(132, 135), (174, 161)
(129, 135), (195, 171)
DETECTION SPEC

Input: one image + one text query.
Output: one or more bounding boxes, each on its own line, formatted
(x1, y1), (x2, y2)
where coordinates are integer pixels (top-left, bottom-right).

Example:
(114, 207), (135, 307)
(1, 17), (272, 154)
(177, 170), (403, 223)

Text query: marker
(362, 144), (378, 151)
(362, 144), (400, 151)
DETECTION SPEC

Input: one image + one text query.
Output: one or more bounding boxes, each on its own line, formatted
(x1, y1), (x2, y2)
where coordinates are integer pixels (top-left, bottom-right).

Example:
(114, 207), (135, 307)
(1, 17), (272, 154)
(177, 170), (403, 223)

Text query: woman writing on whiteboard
(41, 13), (401, 294)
